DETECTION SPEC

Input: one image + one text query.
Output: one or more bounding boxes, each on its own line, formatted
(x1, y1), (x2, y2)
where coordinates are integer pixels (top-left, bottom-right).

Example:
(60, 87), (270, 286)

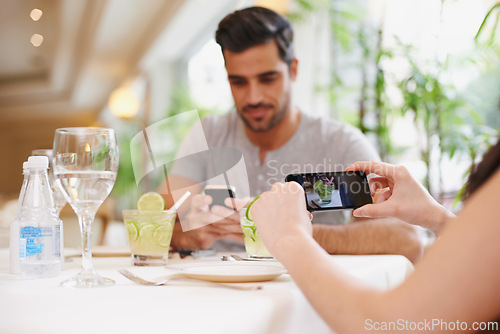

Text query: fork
(119, 269), (262, 290)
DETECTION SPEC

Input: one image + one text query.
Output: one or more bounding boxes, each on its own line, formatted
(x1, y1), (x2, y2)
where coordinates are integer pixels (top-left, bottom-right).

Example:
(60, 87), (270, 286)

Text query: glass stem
(78, 213), (96, 275)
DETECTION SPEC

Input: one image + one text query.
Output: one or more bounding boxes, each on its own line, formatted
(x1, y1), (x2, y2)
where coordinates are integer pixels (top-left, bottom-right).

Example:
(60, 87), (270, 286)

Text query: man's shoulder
(298, 111), (379, 160)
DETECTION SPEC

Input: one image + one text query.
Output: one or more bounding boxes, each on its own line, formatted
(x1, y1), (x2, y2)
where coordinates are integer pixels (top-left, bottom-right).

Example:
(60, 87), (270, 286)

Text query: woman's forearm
(276, 170), (500, 333)
(422, 202), (455, 235)
(275, 234), (385, 334)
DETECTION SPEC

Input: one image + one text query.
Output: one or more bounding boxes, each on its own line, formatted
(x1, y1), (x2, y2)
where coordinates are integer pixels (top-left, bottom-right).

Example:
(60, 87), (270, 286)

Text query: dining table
(0, 247), (413, 334)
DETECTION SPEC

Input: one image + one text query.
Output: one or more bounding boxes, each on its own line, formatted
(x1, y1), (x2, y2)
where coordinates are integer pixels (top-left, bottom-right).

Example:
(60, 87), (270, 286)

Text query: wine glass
(31, 149), (67, 215)
(53, 127), (119, 288)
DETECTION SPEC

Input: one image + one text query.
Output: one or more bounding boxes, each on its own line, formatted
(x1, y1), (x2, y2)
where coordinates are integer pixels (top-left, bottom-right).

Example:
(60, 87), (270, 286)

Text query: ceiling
(0, 0), (238, 120)
(0, 0), (244, 195)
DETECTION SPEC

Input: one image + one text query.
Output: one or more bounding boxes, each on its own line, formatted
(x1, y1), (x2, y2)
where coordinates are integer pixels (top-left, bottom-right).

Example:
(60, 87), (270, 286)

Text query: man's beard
(238, 93), (290, 133)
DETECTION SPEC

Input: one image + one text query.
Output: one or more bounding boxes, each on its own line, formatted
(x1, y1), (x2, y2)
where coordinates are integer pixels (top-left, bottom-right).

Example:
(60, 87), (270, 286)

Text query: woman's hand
(250, 182), (313, 257)
(346, 161), (454, 234)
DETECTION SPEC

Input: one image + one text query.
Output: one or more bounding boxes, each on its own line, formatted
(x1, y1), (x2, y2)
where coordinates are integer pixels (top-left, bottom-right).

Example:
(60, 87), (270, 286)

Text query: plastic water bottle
(9, 161), (29, 275)
(18, 156), (63, 278)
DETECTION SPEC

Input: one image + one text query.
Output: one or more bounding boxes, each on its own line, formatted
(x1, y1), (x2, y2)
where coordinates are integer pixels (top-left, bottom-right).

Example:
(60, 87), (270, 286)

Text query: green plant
(475, 3), (500, 44)
(357, 17), (396, 161)
(398, 46), (499, 199)
(289, 0), (499, 201)
(398, 50), (466, 194)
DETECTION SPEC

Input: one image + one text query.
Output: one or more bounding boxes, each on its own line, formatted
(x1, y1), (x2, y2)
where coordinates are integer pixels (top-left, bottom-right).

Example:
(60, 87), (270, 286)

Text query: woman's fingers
(346, 160), (397, 179)
(373, 188), (392, 204)
(224, 197), (250, 210)
(369, 177), (390, 195)
(352, 200), (392, 218)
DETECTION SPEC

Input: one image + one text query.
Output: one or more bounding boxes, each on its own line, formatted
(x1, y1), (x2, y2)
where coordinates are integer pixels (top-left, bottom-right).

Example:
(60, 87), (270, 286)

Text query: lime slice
(137, 192), (165, 211)
(245, 195), (260, 221)
(153, 224), (173, 247)
(138, 224), (157, 241)
(125, 222), (138, 241)
(241, 227), (254, 238)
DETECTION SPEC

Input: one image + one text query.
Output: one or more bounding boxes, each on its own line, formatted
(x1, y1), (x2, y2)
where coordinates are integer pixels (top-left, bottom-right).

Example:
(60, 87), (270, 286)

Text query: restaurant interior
(0, 1), (499, 333)
(0, 0), (498, 250)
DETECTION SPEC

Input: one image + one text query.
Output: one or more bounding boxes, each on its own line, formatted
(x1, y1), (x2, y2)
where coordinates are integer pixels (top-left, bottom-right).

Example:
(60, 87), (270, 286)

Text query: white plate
(242, 257), (276, 262)
(168, 262), (287, 283)
(244, 255), (277, 261)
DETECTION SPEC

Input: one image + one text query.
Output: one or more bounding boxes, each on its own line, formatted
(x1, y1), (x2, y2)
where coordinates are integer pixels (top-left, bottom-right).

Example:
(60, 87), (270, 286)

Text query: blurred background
(0, 0), (498, 247)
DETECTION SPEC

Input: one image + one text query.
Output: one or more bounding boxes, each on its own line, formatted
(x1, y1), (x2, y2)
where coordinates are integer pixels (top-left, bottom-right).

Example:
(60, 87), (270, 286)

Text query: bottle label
(53, 225), (61, 257)
(19, 226), (56, 258)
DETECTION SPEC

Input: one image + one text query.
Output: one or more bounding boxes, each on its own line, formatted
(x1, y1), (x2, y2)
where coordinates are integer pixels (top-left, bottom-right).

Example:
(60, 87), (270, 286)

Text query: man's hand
(171, 195), (250, 250)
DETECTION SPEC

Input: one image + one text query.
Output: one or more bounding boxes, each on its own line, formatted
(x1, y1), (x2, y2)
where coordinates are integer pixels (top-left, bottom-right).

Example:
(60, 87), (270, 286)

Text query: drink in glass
(122, 210), (176, 266)
(314, 179), (334, 204)
(318, 184), (333, 203)
(240, 215), (272, 258)
(53, 127), (118, 288)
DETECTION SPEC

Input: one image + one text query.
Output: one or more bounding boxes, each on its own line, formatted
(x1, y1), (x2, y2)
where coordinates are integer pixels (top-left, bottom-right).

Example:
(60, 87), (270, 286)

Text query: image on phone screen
(285, 171), (372, 211)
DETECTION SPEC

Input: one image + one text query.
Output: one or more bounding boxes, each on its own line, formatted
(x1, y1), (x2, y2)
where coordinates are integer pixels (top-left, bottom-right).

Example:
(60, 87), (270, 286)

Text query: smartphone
(204, 185), (237, 209)
(285, 171), (372, 211)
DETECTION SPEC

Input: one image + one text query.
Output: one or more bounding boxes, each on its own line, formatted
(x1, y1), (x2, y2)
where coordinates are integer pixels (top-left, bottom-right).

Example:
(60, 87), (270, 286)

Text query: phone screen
(285, 171), (372, 211)
(204, 185), (236, 209)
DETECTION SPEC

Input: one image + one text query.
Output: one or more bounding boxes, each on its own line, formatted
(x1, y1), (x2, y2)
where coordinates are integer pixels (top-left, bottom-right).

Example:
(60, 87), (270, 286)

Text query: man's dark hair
(215, 6), (294, 65)
(463, 137), (500, 199)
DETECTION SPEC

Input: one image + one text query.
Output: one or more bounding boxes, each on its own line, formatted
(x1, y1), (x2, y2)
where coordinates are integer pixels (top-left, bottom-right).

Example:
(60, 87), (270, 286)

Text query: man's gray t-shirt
(170, 111), (380, 249)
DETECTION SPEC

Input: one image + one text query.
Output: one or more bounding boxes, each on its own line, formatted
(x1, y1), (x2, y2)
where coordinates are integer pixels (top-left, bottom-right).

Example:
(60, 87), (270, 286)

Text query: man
(164, 6), (422, 262)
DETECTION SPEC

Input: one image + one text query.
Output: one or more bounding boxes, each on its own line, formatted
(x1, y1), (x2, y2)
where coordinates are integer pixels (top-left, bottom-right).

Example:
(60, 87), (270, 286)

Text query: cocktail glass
(123, 210), (176, 266)
(240, 215), (272, 259)
(318, 184), (333, 204)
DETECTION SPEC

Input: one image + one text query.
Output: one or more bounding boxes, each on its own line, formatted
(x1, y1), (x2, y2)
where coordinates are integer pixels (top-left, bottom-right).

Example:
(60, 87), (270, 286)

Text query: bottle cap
(22, 161), (30, 174)
(27, 156), (49, 169)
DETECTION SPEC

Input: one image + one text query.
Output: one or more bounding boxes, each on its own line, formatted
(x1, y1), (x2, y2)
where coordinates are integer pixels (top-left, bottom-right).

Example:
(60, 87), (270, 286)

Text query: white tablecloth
(0, 249), (413, 334)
